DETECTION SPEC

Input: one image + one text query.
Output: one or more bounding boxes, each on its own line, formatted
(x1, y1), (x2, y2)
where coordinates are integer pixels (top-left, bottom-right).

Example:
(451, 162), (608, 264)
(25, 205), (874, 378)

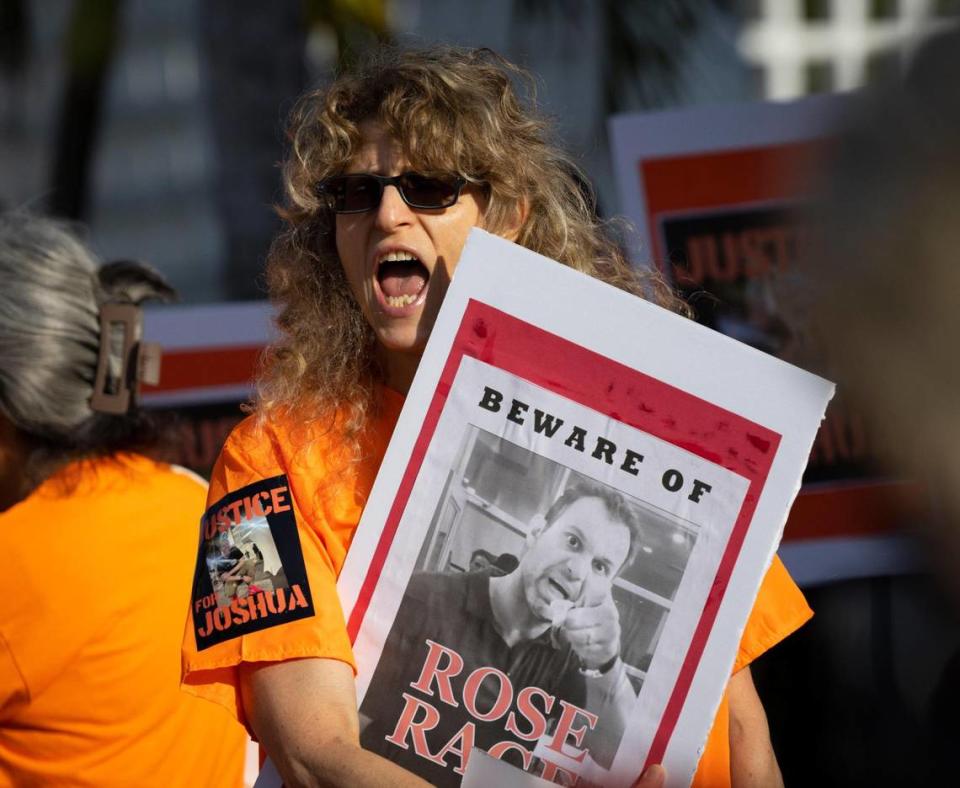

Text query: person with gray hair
(0, 212), (246, 786)
(0, 212), (172, 498)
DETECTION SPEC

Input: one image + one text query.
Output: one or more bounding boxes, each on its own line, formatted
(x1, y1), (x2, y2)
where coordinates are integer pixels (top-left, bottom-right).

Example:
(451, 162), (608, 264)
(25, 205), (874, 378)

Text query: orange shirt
(182, 391), (811, 787)
(0, 454), (245, 788)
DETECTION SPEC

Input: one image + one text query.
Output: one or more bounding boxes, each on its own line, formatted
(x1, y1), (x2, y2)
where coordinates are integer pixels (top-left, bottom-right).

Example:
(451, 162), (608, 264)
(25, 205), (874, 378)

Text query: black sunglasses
(317, 172), (468, 214)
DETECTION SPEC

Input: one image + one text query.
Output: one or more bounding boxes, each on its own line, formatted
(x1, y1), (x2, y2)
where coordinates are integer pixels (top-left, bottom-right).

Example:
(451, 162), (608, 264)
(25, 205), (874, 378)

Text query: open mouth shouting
(375, 249), (430, 315)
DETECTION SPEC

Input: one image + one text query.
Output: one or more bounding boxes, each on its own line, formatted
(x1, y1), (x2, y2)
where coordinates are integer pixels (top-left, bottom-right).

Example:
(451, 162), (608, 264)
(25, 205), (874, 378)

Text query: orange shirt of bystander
(0, 454), (245, 788)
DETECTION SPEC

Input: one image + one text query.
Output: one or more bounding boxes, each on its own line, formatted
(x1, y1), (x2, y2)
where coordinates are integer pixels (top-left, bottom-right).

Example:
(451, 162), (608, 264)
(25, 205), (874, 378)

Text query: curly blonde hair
(258, 45), (687, 448)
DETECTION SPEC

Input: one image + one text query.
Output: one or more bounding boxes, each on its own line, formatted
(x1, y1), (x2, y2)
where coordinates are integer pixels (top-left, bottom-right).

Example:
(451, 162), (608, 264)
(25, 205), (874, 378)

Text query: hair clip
(90, 302), (162, 414)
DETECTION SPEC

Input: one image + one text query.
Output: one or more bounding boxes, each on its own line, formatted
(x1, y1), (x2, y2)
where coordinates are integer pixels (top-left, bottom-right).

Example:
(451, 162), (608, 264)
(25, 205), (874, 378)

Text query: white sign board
(328, 230), (832, 787)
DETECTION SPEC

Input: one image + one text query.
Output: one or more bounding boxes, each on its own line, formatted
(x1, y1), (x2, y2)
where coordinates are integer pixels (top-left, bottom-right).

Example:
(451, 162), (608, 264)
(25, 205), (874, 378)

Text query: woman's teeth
(385, 293), (418, 307)
(379, 250), (419, 263)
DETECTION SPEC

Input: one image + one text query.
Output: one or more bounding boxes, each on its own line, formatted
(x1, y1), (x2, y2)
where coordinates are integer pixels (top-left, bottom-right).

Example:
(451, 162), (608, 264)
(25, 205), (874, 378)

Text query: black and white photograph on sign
(358, 424), (697, 786)
(205, 516), (288, 607)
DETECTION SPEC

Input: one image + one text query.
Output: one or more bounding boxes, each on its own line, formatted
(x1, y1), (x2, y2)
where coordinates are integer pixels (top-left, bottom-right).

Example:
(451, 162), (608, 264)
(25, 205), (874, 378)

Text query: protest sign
(327, 229), (832, 787)
(609, 96), (922, 586)
(138, 301), (271, 477)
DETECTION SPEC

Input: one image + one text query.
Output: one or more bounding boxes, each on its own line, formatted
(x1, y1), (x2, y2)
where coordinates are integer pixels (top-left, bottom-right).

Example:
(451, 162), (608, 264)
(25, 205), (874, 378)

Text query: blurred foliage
(602, 0), (701, 112)
(511, 1), (717, 113)
(303, 0), (389, 68)
(0, 0), (27, 76)
(933, 0), (960, 14)
(66, 0), (120, 78)
(51, 0), (122, 220)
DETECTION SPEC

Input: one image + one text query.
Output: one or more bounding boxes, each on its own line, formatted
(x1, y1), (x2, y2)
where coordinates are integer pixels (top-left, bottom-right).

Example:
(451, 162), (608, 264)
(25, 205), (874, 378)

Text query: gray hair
(0, 212), (174, 467)
(0, 213), (101, 435)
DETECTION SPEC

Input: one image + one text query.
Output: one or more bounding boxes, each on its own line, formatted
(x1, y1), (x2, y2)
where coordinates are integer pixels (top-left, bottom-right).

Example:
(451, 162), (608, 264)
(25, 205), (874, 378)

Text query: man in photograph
(359, 479), (645, 784)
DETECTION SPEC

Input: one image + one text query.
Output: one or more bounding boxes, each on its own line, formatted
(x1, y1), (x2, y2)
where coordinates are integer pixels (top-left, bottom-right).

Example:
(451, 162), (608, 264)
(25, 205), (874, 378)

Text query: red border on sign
(347, 299), (782, 768)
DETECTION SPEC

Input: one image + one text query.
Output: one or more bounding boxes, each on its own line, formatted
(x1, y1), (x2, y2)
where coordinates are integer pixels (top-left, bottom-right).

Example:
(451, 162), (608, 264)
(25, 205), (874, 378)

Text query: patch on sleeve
(190, 475), (315, 650)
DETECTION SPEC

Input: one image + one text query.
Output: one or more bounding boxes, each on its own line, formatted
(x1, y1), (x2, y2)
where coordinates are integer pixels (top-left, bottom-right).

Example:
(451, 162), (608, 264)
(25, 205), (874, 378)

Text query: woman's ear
(501, 197), (530, 242)
(475, 191), (529, 242)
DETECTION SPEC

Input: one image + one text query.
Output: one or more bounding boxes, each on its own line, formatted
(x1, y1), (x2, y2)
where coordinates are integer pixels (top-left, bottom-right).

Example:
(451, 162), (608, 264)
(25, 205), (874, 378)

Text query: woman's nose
(374, 183), (415, 232)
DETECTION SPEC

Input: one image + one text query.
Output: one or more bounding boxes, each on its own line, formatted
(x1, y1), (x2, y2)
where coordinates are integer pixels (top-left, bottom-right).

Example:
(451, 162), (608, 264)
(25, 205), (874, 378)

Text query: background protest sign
(610, 96), (923, 587)
(335, 229), (833, 787)
(137, 301), (272, 477)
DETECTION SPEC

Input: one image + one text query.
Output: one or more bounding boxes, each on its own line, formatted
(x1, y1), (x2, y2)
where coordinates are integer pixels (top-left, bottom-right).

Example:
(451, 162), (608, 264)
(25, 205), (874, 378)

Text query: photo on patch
(191, 474), (314, 650)
(205, 516), (288, 607)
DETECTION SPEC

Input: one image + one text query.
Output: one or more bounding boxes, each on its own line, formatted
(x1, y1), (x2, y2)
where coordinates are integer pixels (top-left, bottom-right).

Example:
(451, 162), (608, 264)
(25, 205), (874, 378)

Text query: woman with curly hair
(182, 46), (806, 788)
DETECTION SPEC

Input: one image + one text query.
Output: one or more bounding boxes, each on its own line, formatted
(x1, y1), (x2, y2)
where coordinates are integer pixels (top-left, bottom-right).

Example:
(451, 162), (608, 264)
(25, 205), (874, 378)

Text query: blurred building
(1, 0), (956, 302)
(1, 0), (226, 300)
(739, 0), (958, 97)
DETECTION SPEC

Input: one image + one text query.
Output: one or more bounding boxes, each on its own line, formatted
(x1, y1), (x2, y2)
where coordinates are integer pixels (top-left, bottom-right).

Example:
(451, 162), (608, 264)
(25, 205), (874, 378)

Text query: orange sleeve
(692, 554), (811, 788)
(732, 554), (812, 673)
(0, 632), (28, 721)
(181, 421), (356, 734)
